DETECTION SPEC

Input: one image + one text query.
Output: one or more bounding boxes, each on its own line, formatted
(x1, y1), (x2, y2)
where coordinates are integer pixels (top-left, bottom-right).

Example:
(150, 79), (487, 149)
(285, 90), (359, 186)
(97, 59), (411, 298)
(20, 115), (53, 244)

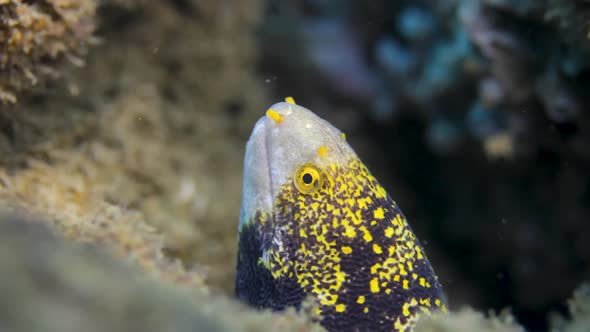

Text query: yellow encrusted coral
(0, 160), (208, 291)
(0, 0), (97, 103)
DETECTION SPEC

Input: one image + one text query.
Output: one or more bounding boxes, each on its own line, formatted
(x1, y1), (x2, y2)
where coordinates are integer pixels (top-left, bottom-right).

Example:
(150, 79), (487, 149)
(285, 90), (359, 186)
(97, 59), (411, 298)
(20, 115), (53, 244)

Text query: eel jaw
(238, 116), (273, 230)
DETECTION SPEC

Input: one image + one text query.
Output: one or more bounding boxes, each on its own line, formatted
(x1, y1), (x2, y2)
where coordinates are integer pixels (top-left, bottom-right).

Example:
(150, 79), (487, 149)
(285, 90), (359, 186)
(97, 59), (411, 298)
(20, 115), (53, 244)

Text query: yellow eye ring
(294, 163), (324, 194)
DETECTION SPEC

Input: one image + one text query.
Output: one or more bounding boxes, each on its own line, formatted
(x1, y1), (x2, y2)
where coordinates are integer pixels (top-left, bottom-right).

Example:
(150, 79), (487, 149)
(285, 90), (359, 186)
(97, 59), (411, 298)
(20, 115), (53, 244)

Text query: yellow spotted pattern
(263, 158), (446, 331)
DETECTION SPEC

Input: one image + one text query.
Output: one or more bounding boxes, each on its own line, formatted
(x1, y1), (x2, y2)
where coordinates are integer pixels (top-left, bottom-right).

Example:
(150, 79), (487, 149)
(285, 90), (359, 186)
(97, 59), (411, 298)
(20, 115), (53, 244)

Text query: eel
(235, 98), (446, 332)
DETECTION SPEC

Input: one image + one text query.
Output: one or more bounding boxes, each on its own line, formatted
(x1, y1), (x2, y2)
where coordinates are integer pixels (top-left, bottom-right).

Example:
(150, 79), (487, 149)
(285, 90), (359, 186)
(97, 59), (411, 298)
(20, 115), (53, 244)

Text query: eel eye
(294, 163), (323, 194)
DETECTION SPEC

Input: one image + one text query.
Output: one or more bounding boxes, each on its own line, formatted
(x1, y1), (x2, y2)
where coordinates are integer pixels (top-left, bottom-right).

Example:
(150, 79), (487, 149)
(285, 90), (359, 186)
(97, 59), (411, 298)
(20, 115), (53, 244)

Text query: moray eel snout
(236, 99), (446, 332)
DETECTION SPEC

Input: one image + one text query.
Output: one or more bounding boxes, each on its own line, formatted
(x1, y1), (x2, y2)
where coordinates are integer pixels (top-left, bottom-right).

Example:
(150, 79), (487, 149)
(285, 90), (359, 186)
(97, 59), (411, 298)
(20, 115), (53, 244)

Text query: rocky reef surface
(0, 0), (265, 293)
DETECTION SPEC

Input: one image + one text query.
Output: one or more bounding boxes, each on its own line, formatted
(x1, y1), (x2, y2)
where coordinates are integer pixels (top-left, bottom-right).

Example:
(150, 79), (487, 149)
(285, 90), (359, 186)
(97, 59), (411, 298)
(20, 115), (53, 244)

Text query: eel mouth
(238, 115), (274, 230)
(256, 115), (276, 202)
(243, 105), (291, 209)
(241, 114), (283, 260)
